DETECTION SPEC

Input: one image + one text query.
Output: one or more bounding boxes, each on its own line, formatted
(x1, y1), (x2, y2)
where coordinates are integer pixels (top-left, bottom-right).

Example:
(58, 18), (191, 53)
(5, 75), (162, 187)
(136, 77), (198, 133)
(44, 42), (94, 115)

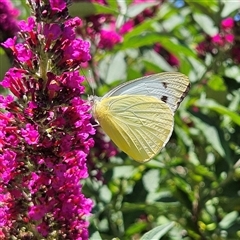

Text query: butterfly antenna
(89, 70), (95, 96)
(81, 67), (96, 96)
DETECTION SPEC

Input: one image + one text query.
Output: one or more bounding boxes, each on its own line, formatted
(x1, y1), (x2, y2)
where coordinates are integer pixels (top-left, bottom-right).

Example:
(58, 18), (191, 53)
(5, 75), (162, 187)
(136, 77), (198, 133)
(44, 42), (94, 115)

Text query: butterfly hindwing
(94, 95), (174, 162)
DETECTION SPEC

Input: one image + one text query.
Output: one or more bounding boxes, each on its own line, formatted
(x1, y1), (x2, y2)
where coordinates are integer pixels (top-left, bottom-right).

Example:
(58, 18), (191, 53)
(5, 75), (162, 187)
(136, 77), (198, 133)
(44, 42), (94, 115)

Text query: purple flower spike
(0, 0), (94, 239)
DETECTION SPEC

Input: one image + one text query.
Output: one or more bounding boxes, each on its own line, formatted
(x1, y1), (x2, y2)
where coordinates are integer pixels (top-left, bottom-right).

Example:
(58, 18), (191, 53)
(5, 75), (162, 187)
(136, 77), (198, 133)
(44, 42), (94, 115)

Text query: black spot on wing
(162, 82), (167, 88)
(161, 95), (168, 103)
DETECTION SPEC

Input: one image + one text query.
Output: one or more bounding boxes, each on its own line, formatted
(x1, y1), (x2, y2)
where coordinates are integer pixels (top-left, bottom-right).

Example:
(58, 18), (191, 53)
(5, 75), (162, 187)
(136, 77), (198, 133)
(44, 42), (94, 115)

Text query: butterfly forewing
(94, 95), (174, 162)
(102, 72), (190, 113)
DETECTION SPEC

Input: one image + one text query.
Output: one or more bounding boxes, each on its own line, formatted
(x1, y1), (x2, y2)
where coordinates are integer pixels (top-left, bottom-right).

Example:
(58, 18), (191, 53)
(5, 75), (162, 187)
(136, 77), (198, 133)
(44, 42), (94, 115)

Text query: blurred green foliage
(1, 0), (240, 239)
(82, 1), (240, 239)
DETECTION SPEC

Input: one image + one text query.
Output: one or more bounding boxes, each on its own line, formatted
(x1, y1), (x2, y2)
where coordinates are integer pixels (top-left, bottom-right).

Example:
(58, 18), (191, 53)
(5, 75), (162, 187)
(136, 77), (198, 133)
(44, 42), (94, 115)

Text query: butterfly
(89, 72), (190, 163)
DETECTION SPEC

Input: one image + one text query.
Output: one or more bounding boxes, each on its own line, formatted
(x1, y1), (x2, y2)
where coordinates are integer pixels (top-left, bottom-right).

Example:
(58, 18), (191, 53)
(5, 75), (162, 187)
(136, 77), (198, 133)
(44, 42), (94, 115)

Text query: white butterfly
(90, 72), (190, 163)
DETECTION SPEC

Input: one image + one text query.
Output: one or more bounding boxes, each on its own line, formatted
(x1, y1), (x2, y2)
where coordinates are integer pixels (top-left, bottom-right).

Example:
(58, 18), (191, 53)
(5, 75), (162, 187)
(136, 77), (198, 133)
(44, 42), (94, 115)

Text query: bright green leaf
(208, 75), (227, 91)
(126, 222), (147, 236)
(140, 222), (175, 240)
(197, 99), (240, 126)
(121, 33), (196, 58)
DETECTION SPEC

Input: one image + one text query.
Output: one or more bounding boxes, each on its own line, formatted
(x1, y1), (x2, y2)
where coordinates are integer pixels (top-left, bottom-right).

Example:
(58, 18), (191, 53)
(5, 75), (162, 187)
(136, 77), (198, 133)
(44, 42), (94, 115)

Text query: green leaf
(193, 13), (218, 35)
(105, 0), (119, 9)
(99, 185), (112, 203)
(140, 222), (175, 240)
(225, 66), (240, 81)
(208, 75), (227, 91)
(143, 50), (174, 72)
(0, 48), (11, 82)
(89, 231), (103, 240)
(126, 1), (159, 18)
(69, 2), (96, 18)
(190, 109), (231, 160)
(99, 52), (127, 84)
(69, 2), (118, 18)
(173, 181), (193, 209)
(197, 99), (240, 126)
(185, 0), (218, 20)
(185, 0), (217, 8)
(127, 2), (159, 18)
(112, 166), (135, 179)
(221, 1), (240, 17)
(124, 179), (148, 203)
(123, 18), (157, 41)
(143, 169), (160, 193)
(92, 2), (119, 14)
(126, 67), (142, 80)
(121, 33), (196, 58)
(219, 211), (239, 229)
(126, 222), (148, 236)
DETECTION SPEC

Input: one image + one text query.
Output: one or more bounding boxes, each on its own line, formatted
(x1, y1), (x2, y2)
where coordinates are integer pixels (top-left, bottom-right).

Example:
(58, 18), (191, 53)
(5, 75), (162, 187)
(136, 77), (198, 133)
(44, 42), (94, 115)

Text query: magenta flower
(21, 123), (40, 145)
(49, 0), (66, 11)
(119, 20), (134, 34)
(0, 0), (19, 42)
(98, 29), (122, 50)
(167, 54), (179, 67)
(18, 17), (35, 32)
(0, 0), (94, 239)
(211, 34), (224, 46)
(154, 43), (179, 67)
(221, 17), (234, 30)
(196, 16), (238, 60)
(14, 43), (33, 63)
(225, 33), (234, 43)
